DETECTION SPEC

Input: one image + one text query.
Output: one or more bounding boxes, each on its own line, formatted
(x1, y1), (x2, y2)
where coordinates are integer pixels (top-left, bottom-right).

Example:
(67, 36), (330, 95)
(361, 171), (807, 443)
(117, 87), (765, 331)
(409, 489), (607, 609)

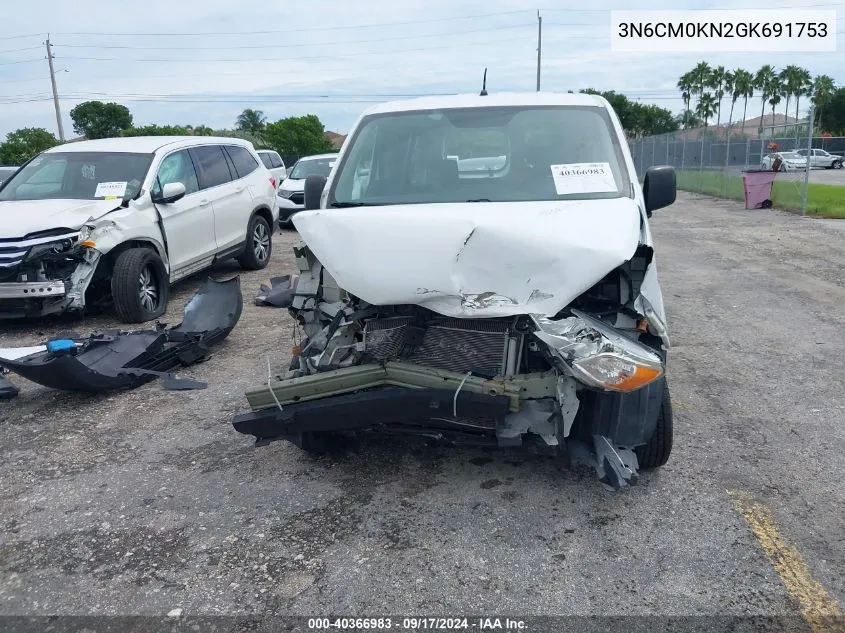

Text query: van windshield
(329, 105), (631, 206)
(0, 152), (153, 202)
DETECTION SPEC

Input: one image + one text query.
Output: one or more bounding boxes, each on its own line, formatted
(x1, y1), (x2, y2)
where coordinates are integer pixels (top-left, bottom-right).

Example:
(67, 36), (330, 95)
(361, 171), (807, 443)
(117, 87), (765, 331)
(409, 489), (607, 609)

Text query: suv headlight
(532, 309), (664, 392)
(278, 188), (294, 198)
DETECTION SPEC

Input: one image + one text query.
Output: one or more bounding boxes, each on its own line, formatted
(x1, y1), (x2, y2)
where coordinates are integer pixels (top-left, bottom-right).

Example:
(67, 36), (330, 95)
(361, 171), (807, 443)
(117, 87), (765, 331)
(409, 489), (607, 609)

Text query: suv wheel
(635, 381), (673, 469)
(833, 159), (843, 169)
(111, 248), (169, 323)
(238, 214), (272, 270)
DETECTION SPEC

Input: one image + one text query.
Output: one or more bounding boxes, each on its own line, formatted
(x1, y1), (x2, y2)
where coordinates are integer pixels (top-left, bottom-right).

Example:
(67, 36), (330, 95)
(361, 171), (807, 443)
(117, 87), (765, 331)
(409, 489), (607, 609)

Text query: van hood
(0, 199), (122, 237)
(292, 198), (644, 318)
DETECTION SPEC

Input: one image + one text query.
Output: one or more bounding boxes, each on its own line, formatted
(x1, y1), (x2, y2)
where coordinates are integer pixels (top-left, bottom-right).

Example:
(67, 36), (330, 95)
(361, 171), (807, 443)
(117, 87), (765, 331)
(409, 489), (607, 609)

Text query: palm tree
(755, 65), (778, 133)
(691, 61), (712, 105)
(732, 69), (755, 137)
(677, 72), (695, 129)
(723, 70), (736, 134)
(709, 65), (729, 133)
(793, 67), (812, 122)
(811, 74), (836, 132)
(779, 65), (802, 128)
(696, 92), (719, 134)
(767, 77), (782, 129)
(236, 109), (267, 136)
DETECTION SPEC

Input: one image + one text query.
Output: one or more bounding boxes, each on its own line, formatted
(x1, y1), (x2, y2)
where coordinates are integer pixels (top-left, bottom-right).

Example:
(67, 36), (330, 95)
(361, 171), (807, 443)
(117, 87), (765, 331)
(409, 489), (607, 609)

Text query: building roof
(44, 135), (253, 154)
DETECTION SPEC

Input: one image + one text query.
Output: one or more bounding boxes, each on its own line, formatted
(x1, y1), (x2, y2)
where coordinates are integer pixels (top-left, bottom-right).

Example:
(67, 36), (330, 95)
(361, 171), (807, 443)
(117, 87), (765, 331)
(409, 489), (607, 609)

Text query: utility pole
(536, 11), (542, 91)
(801, 104), (814, 216)
(45, 35), (65, 142)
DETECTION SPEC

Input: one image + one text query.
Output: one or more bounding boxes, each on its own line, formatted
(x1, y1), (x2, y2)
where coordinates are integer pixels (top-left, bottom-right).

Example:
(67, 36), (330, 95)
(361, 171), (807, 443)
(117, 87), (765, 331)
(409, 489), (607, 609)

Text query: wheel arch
(96, 239), (170, 280)
(250, 205), (274, 230)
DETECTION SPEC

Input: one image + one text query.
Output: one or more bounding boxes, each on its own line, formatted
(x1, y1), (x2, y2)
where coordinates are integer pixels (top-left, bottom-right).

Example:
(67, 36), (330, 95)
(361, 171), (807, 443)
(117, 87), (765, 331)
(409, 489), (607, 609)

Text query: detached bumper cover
(0, 276), (243, 393)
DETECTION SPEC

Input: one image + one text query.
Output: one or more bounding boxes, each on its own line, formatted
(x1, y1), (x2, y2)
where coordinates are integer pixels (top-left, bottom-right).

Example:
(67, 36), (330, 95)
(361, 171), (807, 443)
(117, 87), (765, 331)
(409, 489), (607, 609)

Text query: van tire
(635, 382), (673, 469)
(111, 248), (169, 323)
(238, 214), (272, 270)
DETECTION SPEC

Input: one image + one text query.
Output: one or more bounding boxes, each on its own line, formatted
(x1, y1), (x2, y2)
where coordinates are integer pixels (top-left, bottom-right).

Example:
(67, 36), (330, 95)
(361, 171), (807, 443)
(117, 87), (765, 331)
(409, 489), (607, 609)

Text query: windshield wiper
(330, 201), (371, 207)
(466, 198), (492, 202)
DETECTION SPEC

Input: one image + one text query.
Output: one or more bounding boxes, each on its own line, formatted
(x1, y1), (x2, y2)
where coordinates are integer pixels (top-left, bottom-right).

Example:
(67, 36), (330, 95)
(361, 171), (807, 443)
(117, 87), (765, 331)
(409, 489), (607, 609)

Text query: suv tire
(111, 247), (169, 323)
(635, 381), (673, 469)
(238, 214), (272, 270)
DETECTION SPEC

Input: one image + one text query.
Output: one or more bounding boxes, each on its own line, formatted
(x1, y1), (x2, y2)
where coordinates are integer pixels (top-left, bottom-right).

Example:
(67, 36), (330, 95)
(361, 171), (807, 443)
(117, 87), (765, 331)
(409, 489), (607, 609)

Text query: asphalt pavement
(0, 194), (844, 629)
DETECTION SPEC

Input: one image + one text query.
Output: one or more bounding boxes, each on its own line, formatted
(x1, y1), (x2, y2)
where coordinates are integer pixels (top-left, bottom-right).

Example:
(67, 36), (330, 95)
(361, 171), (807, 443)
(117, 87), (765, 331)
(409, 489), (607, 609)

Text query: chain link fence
(629, 115), (845, 218)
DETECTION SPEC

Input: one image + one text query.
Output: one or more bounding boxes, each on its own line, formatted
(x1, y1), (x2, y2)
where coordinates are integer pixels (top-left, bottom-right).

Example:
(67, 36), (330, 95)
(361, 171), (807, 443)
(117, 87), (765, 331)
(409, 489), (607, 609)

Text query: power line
(0, 45), (42, 54)
(0, 58), (42, 66)
(53, 23), (535, 51)
(52, 10), (533, 37)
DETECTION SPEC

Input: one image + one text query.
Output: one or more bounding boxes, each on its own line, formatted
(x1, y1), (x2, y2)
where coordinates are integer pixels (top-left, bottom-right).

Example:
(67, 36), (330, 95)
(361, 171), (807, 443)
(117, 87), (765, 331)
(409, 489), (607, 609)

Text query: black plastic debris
(0, 276), (242, 394)
(254, 274), (297, 308)
(0, 374), (18, 400)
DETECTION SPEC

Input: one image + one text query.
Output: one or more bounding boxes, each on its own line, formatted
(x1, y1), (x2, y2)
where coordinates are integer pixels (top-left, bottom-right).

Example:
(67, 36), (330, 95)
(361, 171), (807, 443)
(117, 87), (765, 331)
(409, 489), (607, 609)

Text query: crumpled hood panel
(0, 199), (121, 237)
(292, 198), (642, 318)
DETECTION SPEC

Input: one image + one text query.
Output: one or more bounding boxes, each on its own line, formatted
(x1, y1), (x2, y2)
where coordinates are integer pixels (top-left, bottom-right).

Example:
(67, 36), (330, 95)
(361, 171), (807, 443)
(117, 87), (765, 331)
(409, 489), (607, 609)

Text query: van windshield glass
(0, 152), (153, 202)
(330, 105), (631, 205)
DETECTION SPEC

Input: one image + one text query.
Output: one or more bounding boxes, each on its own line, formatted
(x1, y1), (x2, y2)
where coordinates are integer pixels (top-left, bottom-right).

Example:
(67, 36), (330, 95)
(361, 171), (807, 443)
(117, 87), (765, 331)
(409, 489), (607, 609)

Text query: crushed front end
(233, 244), (670, 490)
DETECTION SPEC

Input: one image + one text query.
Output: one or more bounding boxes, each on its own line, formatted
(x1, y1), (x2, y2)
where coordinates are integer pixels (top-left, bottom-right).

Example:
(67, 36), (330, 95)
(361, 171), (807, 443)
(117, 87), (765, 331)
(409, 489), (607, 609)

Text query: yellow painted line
(728, 489), (845, 633)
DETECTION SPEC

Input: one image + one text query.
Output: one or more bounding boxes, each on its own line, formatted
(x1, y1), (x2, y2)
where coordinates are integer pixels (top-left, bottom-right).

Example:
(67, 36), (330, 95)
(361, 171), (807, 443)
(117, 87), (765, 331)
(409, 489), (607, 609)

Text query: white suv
(0, 136), (278, 322)
(256, 149), (287, 184)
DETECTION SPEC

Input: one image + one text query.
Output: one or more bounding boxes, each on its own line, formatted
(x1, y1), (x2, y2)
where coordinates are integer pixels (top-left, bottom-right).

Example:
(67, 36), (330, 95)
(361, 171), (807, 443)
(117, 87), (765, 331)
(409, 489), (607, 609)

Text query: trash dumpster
(742, 169), (777, 209)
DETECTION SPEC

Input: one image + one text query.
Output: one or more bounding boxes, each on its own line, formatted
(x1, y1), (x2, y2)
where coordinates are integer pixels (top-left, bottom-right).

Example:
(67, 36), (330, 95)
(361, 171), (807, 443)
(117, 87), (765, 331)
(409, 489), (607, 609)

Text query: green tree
(677, 71), (695, 129)
(690, 61), (712, 109)
(263, 114), (335, 155)
(754, 65), (778, 131)
(696, 92), (718, 137)
(236, 109), (267, 137)
(676, 110), (702, 129)
(811, 74), (836, 132)
(792, 67), (812, 122)
(731, 69), (755, 137)
(767, 76), (782, 128)
(708, 65), (729, 131)
(816, 87), (845, 135)
(69, 101), (133, 139)
(0, 127), (59, 164)
(123, 124), (191, 137)
(580, 89), (677, 137)
(190, 125), (215, 136)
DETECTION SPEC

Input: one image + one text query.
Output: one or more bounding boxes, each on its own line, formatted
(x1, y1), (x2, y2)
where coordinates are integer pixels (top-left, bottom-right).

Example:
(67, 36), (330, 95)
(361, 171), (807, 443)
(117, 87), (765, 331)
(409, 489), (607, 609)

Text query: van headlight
(532, 309), (664, 392)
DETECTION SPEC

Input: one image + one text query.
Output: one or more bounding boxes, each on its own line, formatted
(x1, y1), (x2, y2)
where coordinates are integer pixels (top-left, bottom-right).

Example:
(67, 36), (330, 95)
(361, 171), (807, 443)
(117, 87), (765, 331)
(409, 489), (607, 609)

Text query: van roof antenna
(480, 68), (488, 96)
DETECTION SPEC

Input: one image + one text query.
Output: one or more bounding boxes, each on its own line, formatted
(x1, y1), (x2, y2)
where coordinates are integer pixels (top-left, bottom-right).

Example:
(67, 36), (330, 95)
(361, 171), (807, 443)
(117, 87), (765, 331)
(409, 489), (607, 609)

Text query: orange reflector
(80, 240), (96, 248)
(607, 366), (662, 392)
(291, 345), (301, 356)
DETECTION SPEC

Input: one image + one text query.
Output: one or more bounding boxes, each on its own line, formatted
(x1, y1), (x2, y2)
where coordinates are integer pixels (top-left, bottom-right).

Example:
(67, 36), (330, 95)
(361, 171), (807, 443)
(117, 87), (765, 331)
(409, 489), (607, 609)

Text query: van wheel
(111, 248), (169, 323)
(238, 214), (272, 270)
(635, 382), (673, 469)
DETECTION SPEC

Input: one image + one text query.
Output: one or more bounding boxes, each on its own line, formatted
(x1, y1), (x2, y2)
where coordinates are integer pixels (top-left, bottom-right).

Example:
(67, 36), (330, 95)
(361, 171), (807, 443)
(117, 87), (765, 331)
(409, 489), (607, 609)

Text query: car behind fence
(629, 119), (845, 218)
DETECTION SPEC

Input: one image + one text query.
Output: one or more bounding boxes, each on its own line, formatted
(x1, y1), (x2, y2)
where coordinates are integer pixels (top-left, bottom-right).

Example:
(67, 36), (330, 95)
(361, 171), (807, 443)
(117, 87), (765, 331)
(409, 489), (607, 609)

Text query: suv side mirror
(152, 181), (186, 204)
(304, 175), (327, 210)
(643, 165), (676, 216)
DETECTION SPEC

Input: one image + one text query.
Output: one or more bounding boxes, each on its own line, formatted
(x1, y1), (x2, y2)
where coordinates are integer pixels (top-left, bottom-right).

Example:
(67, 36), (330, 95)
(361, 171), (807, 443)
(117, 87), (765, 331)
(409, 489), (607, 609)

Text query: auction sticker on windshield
(94, 181), (128, 198)
(550, 162), (616, 195)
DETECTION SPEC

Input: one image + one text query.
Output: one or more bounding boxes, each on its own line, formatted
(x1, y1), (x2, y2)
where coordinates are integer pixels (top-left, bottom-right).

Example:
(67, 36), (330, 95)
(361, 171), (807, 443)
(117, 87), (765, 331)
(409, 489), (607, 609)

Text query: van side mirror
(304, 175), (327, 210)
(643, 165), (676, 216)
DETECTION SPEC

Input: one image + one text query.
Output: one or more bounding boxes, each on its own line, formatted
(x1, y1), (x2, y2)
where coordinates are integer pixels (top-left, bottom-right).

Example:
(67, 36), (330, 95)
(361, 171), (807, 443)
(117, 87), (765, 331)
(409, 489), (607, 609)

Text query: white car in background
(256, 149), (287, 185)
(276, 153), (338, 227)
(0, 136), (278, 322)
(761, 152), (808, 171)
(0, 166), (18, 185)
(794, 148), (843, 169)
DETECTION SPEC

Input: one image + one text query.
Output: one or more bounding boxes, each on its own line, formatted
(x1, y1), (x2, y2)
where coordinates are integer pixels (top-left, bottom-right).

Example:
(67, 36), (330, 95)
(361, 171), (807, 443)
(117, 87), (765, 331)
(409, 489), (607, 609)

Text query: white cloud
(0, 0), (841, 139)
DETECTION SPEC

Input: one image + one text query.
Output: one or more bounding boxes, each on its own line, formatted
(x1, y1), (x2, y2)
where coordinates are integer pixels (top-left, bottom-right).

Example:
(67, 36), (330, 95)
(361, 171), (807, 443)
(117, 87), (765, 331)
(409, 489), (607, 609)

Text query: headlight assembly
(278, 188), (295, 199)
(532, 309), (664, 392)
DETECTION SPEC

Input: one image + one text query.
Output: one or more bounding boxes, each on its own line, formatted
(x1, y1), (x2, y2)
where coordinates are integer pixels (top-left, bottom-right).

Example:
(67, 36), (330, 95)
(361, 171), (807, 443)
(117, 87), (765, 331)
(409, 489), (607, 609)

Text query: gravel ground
(1, 196), (844, 621)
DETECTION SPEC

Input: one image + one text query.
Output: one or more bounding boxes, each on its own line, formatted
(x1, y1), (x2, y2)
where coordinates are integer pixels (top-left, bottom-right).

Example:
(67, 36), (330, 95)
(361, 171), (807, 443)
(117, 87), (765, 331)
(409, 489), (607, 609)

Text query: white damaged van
(232, 92), (677, 489)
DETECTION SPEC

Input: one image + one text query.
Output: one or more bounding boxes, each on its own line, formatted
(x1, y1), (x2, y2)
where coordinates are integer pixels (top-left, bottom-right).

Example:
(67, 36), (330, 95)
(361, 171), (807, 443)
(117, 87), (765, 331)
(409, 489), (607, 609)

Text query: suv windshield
(0, 151), (153, 202)
(288, 157), (336, 180)
(330, 105), (631, 205)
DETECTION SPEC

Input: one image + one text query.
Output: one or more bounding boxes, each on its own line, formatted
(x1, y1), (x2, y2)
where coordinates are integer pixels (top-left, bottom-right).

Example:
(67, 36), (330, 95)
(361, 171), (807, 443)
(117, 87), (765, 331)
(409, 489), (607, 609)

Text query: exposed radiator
(363, 316), (511, 378)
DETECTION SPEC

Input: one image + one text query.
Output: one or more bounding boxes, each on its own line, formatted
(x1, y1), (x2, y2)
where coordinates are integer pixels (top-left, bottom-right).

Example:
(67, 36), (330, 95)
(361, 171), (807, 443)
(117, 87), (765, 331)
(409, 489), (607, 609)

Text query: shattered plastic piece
(0, 276), (242, 393)
(254, 275), (297, 308)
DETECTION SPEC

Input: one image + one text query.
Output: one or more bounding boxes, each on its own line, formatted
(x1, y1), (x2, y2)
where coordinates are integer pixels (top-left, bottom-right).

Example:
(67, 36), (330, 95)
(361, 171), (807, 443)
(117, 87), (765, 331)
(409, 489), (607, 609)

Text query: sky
(0, 0), (842, 140)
